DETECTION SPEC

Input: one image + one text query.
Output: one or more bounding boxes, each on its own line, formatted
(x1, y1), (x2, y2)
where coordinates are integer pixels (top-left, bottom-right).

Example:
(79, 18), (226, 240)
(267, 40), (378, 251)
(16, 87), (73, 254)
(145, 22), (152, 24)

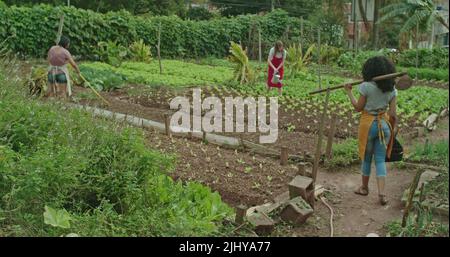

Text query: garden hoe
(309, 72), (413, 95)
(79, 74), (110, 106)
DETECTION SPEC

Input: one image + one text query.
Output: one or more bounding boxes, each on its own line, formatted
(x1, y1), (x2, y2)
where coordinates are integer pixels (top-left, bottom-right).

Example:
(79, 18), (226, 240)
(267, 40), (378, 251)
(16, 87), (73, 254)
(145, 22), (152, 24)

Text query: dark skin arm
(344, 84), (366, 112)
(68, 56), (81, 75)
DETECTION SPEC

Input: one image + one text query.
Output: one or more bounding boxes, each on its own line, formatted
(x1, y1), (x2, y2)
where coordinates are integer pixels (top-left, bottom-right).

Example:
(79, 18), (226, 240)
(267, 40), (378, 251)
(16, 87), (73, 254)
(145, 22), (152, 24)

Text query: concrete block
(288, 175), (313, 200)
(247, 212), (275, 235)
(280, 197), (314, 226)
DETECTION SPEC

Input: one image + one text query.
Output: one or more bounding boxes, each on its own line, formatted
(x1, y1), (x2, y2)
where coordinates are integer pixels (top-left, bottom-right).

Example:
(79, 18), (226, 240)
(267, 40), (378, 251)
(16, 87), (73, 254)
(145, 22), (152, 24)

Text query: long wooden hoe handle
(309, 72), (407, 95)
(79, 74), (110, 106)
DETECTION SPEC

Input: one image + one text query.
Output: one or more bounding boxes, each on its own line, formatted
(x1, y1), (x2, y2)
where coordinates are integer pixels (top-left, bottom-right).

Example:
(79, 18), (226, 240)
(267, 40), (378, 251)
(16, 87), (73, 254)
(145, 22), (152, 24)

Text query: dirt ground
(67, 84), (449, 237)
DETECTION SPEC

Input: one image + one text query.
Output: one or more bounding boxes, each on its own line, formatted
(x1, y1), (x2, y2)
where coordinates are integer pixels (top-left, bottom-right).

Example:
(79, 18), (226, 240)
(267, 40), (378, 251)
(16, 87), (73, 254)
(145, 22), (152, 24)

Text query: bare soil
(68, 85), (449, 237)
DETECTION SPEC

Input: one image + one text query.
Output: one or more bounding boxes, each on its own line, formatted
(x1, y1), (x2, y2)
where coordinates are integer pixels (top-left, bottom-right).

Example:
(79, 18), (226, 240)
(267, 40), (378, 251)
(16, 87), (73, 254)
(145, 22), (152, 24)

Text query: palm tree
(379, 0), (449, 33)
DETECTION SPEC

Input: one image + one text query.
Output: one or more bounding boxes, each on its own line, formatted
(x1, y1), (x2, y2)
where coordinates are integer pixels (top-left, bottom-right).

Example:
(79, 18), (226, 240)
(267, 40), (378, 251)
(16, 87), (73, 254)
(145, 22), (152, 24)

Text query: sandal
(354, 186), (369, 196)
(379, 194), (388, 205)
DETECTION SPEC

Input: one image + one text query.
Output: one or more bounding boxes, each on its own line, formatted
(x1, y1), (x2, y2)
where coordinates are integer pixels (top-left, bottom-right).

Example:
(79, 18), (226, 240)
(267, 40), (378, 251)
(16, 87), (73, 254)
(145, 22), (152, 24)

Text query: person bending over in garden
(344, 56), (398, 206)
(47, 36), (81, 99)
(267, 41), (286, 95)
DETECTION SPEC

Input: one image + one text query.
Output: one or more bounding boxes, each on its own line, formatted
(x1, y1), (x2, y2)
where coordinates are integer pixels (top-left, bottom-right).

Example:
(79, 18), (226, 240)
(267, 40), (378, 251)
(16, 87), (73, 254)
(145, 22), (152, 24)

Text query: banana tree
(379, 0), (449, 33)
(228, 41), (254, 84)
(285, 43), (315, 77)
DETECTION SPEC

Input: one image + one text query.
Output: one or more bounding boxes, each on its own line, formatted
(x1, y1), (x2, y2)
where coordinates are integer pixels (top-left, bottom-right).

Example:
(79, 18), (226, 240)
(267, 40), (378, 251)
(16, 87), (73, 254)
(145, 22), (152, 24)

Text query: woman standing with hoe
(267, 41), (286, 95)
(344, 56), (398, 206)
(47, 36), (81, 99)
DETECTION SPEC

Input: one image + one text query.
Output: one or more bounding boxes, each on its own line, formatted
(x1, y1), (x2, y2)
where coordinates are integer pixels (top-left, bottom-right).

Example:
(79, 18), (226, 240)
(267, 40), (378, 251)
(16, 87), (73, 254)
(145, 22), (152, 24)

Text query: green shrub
(0, 68), (233, 236)
(404, 67), (449, 82)
(398, 48), (449, 69)
(336, 50), (381, 73)
(95, 41), (128, 67)
(327, 138), (359, 168)
(409, 140), (449, 167)
(79, 64), (127, 91)
(187, 7), (215, 21)
(129, 39), (152, 63)
(0, 5), (338, 59)
(386, 213), (449, 237)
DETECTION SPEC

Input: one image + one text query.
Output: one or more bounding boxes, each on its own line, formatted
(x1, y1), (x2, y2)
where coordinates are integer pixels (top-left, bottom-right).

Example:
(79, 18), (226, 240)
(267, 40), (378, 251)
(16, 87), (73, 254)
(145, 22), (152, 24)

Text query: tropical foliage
(228, 41), (254, 84)
(285, 43), (315, 76)
(129, 39), (152, 63)
(379, 0), (450, 33)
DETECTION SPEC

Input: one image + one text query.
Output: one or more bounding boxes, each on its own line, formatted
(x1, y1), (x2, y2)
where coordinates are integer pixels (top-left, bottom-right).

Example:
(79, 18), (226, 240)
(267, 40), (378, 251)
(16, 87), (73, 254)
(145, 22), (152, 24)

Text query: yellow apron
(358, 111), (395, 161)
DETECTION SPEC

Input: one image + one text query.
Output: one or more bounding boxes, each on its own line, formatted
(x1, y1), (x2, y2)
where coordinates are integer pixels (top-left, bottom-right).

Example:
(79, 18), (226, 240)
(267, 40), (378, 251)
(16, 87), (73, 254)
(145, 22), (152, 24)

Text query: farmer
(47, 35), (81, 99)
(343, 56), (398, 206)
(267, 41), (287, 95)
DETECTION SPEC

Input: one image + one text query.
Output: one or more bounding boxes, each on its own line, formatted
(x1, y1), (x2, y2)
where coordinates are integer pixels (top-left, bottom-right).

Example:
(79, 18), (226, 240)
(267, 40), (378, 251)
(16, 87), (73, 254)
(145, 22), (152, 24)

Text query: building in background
(434, 0), (449, 47)
(344, 0), (374, 49)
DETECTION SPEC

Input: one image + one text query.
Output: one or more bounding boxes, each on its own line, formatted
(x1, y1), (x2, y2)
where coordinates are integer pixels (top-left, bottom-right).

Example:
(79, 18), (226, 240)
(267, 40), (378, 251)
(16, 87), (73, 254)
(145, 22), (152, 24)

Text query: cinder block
(247, 212), (275, 235)
(273, 191), (290, 203)
(288, 175), (313, 200)
(280, 197), (314, 226)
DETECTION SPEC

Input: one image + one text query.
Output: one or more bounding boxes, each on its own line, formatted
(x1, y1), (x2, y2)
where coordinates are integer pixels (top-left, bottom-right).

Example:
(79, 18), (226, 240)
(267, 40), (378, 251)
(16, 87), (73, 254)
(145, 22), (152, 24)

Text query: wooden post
(280, 147), (288, 166)
(297, 162), (306, 176)
(300, 16), (304, 41)
(402, 170), (425, 227)
(317, 28), (321, 90)
(312, 90), (330, 185)
(164, 114), (171, 137)
(55, 14), (64, 45)
(157, 22), (163, 74)
(326, 114), (338, 160)
(258, 26), (262, 64)
(235, 205), (247, 224)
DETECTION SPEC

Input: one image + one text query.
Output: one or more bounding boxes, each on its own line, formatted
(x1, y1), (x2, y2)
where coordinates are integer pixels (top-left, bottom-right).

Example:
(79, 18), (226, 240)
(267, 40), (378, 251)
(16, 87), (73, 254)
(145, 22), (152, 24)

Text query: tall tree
(379, 0), (449, 33)
(209, 0), (321, 17)
(2, 0), (188, 16)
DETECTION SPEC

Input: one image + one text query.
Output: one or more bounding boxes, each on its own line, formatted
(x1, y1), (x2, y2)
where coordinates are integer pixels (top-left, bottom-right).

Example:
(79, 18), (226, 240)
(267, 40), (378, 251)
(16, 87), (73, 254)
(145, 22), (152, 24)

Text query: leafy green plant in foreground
(0, 69), (233, 236)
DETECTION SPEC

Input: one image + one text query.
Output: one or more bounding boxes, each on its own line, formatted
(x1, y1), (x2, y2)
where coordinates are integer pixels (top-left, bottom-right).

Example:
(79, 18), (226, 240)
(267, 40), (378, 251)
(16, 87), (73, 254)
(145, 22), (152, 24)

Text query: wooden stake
(317, 28), (321, 89)
(312, 89), (330, 189)
(300, 16), (304, 41)
(326, 114), (338, 160)
(164, 114), (171, 137)
(235, 205), (247, 225)
(280, 147), (288, 166)
(297, 162), (306, 176)
(402, 170), (425, 227)
(258, 26), (262, 64)
(55, 14), (64, 45)
(157, 22), (163, 74)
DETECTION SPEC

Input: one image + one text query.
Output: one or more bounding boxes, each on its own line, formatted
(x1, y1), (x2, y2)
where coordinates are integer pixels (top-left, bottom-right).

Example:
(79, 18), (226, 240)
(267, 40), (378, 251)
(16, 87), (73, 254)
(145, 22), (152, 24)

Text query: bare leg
(377, 177), (388, 205)
(57, 84), (68, 100)
(278, 87), (282, 95)
(46, 83), (56, 98)
(355, 175), (370, 195)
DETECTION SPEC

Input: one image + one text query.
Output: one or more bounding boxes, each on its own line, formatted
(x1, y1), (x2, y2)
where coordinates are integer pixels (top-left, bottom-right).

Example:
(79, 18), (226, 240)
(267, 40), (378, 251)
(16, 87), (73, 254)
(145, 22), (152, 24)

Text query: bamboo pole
(158, 22), (163, 74)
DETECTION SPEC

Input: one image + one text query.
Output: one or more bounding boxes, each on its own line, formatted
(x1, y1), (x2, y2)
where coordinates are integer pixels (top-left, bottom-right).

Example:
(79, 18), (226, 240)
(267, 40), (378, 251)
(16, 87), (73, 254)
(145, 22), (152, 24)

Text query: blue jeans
(362, 120), (391, 177)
